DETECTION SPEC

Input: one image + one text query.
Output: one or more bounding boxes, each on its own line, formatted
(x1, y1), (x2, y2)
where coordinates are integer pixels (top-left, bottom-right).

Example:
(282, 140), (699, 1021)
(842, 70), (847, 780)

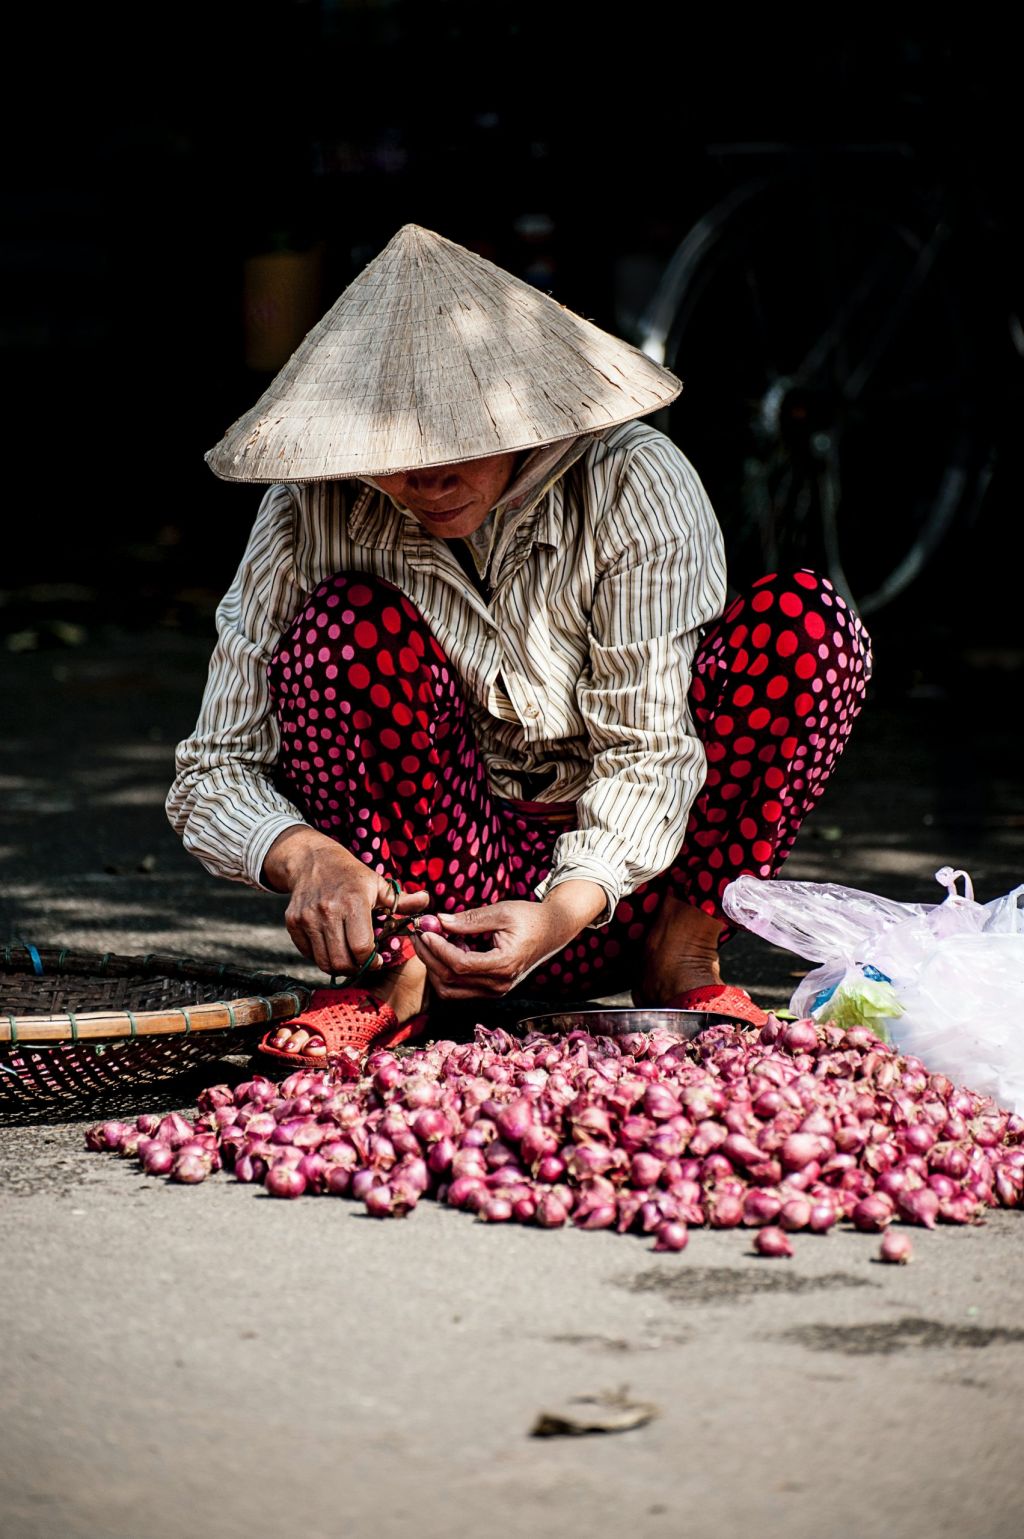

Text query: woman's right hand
(261, 826), (428, 976)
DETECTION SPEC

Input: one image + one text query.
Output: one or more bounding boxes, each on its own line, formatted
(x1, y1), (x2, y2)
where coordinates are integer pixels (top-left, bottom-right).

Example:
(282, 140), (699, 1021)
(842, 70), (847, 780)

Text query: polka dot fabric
(676, 569), (872, 927)
(267, 570), (871, 1000)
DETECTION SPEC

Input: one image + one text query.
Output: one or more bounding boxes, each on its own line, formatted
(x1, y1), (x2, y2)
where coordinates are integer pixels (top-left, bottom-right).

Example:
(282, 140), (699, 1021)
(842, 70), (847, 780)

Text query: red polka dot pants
(267, 570), (871, 998)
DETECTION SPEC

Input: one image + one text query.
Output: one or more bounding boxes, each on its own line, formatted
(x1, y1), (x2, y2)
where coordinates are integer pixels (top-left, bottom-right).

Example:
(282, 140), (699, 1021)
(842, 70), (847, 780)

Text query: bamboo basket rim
(0, 945), (310, 1045)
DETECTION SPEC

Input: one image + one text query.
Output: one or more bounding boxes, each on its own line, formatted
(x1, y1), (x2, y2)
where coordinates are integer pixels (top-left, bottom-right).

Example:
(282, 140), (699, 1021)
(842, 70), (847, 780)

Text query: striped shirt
(166, 420), (728, 921)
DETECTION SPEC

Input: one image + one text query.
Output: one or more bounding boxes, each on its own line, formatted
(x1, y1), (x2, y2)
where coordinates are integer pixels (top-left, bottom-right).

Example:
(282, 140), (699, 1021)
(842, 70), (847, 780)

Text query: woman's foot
(266, 955), (429, 1059)
(634, 892), (725, 1006)
(635, 893), (768, 1026)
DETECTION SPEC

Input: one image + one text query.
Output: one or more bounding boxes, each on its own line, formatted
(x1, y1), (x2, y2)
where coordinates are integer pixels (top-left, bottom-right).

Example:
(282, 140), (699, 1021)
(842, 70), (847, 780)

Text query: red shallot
(82, 1013), (1023, 1264)
(754, 1226), (794, 1257)
(879, 1231), (914, 1264)
(266, 1166), (306, 1199)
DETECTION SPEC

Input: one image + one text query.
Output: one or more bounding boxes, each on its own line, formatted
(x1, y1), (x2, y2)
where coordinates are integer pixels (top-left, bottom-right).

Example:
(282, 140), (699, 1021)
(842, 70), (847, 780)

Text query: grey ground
(2, 628), (1023, 1539)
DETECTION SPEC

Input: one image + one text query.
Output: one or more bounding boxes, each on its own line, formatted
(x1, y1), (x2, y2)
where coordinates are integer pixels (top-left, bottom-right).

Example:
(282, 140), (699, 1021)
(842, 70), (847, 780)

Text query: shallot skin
(754, 1226), (794, 1258)
(142, 1145), (175, 1177)
(265, 1166), (307, 1199)
(879, 1231), (914, 1264)
(171, 1152), (212, 1184)
(852, 1195), (895, 1233)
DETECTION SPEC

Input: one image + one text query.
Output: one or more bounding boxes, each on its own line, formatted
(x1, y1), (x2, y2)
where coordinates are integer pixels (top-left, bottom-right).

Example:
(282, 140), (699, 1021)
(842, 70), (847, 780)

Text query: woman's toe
(265, 1024), (333, 1058)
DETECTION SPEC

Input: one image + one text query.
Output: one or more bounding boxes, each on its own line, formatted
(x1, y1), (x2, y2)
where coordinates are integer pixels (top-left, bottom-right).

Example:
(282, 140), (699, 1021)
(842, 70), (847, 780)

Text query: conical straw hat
(205, 224), (681, 482)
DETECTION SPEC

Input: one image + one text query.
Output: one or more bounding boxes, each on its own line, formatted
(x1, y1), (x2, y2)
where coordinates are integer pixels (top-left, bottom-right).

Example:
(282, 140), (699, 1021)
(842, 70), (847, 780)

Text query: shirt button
(523, 703), (540, 719)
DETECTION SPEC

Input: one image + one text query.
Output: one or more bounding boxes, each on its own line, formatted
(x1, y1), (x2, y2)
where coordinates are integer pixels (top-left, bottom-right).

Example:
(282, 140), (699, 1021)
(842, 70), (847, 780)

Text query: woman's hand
(411, 879), (607, 999)
(262, 826), (428, 976)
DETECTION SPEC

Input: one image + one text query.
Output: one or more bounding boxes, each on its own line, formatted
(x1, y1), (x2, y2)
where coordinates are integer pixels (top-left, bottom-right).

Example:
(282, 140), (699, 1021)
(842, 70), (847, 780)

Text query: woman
(168, 225), (871, 1064)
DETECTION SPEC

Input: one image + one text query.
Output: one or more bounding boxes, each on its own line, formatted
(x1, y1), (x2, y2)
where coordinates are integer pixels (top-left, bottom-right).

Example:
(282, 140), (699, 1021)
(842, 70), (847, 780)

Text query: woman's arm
(165, 485), (311, 888)
(415, 433), (728, 999)
(536, 431), (729, 921)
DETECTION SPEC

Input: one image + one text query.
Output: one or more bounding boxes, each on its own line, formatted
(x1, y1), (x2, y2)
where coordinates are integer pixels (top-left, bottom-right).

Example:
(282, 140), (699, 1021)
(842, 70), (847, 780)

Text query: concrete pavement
(2, 627), (1022, 1539)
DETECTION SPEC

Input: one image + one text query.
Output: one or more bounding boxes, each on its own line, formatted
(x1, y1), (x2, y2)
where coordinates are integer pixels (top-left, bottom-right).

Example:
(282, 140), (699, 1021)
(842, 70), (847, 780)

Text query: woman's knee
(272, 572), (447, 683)
(300, 570), (429, 637)
(714, 569), (871, 679)
(268, 568), (466, 752)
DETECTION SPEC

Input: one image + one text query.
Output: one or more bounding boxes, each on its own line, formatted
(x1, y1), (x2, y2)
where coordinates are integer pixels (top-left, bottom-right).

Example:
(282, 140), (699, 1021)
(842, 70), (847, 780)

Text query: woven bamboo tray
(0, 945), (310, 1108)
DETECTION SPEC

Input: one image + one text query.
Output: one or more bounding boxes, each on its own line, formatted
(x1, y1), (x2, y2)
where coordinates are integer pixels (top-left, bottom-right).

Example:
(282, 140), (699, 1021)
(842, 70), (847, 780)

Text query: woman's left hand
(411, 880), (607, 999)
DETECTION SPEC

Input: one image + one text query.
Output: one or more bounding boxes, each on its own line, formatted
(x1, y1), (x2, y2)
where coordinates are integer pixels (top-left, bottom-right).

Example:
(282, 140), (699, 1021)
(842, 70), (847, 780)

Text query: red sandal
(259, 986), (429, 1067)
(667, 983), (769, 1029)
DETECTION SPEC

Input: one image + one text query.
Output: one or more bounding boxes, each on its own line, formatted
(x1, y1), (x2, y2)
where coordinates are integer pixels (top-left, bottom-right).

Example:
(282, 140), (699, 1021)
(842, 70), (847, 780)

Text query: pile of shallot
(85, 1018), (1024, 1257)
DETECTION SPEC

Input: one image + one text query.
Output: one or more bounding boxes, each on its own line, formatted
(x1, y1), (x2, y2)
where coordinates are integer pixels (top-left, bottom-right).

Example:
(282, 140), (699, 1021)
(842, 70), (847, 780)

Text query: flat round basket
(0, 945), (310, 1109)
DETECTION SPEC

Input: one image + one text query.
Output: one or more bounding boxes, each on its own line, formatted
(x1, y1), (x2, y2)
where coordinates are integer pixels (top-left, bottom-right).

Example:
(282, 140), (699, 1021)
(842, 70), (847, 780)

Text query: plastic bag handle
(934, 866), (975, 903)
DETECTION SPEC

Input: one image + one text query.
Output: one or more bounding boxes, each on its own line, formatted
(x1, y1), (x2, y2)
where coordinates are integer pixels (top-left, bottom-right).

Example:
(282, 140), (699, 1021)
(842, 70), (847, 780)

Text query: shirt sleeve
(165, 484), (311, 889)
(534, 434), (728, 923)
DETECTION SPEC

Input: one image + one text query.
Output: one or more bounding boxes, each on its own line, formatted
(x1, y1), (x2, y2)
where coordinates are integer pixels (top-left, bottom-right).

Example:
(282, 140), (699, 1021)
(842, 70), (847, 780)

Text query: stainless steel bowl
(515, 1006), (734, 1040)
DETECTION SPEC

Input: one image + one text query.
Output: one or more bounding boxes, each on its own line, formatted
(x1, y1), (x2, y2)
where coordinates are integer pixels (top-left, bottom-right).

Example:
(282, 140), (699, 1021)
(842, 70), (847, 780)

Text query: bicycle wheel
(639, 174), (992, 616)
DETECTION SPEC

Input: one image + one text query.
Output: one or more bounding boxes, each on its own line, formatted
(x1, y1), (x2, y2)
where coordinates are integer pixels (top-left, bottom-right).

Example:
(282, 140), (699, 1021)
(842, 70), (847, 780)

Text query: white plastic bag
(722, 867), (1024, 1113)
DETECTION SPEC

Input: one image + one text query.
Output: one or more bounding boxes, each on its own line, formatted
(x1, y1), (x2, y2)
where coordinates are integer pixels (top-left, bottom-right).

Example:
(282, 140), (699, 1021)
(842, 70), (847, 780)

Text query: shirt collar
(495, 434), (595, 519)
(344, 481), (404, 547)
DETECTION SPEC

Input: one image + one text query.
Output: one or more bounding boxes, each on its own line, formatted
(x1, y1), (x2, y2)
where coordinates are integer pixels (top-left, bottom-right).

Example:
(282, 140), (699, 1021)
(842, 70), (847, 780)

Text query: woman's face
(374, 451), (519, 538)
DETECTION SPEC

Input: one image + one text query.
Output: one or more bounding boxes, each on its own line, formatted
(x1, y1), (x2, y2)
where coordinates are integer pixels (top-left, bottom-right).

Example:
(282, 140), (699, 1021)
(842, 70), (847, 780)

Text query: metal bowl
(515, 1006), (735, 1040)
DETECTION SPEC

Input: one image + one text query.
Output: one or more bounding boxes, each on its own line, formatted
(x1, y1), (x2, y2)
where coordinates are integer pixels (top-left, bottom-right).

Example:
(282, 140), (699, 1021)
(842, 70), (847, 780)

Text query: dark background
(5, 4), (1021, 690)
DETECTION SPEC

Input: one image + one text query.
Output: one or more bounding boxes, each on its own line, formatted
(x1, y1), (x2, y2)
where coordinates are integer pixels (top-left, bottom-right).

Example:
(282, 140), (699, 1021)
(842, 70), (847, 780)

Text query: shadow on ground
(2, 626), (1021, 1121)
